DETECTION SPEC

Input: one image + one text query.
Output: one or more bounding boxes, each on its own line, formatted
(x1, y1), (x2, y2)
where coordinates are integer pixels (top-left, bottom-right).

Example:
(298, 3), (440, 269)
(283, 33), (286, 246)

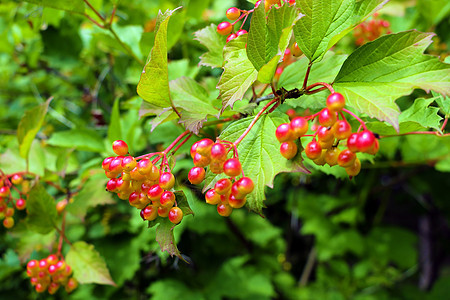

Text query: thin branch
(109, 27), (144, 65)
(302, 62), (312, 90)
(83, 0), (105, 21)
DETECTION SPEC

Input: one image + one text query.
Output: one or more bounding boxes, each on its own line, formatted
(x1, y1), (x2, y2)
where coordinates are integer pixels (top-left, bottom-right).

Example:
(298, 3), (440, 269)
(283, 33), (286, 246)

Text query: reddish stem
(57, 211), (66, 258)
(305, 82), (334, 94)
(84, 14), (105, 28)
(164, 130), (191, 154)
(232, 11), (249, 26)
(342, 108), (368, 130)
(84, 0), (105, 21)
(441, 117), (448, 132)
(303, 63), (312, 90)
(381, 131), (450, 138)
(170, 133), (193, 155)
(109, 5), (117, 25)
(234, 98), (278, 146)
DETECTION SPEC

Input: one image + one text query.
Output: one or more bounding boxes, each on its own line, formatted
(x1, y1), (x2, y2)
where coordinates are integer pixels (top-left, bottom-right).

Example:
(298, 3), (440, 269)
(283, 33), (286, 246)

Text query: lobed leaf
(66, 241), (116, 286)
(194, 24), (227, 68)
(26, 184), (58, 234)
(17, 99), (50, 159)
(247, 0), (267, 70)
(334, 30), (450, 130)
(202, 112), (309, 214)
(218, 36), (258, 114)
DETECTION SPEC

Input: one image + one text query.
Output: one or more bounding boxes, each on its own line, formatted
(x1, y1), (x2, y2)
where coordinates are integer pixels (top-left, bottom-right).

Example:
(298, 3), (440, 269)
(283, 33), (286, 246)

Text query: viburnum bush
(1, 0), (449, 298)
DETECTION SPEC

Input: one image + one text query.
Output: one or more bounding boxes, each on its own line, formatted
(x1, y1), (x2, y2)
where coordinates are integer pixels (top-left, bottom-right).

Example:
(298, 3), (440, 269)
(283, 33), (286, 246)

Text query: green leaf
(16, 229), (56, 262)
(22, 0), (84, 13)
(26, 184), (57, 234)
(66, 241), (116, 286)
(247, 0), (267, 70)
(334, 30), (450, 130)
(433, 92), (450, 115)
(174, 190), (194, 217)
(47, 129), (105, 152)
(194, 24), (226, 68)
(218, 36), (258, 114)
(293, 0), (354, 62)
(137, 9), (178, 109)
(67, 173), (115, 220)
(148, 279), (206, 300)
(170, 77), (219, 134)
(0, 249), (21, 282)
(257, 54), (281, 83)
(107, 98), (122, 144)
(111, 24), (143, 60)
(202, 112), (309, 214)
(17, 99), (50, 159)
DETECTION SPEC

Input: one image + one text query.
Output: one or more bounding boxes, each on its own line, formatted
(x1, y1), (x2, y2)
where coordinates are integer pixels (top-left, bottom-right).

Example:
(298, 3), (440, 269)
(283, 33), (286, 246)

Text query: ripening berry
(211, 143), (228, 162)
(168, 207), (183, 224)
(347, 133), (359, 153)
(286, 109), (297, 120)
(332, 120), (352, 140)
(48, 282), (60, 295)
(226, 7), (240, 20)
(304, 140), (322, 160)
(290, 117), (308, 138)
(5, 207), (14, 217)
(275, 123), (293, 142)
(280, 141), (298, 159)
(190, 142), (199, 159)
(313, 150), (327, 166)
(3, 217), (14, 229)
(292, 42), (302, 56)
(65, 278), (78, 293)
(283, 48), (292, 62)
(193, 153), (211, 168)
(11, 174), (23, 185)
(228, 195), (246, 208)
(337, 149), (357, 167)
(142, 205), (158, 221)
(215, 178), (232, 195)
(326, 92), (346, 112)
(366, 138), (379, 155)
(121, 156), (137, 171)
(275, 67), (284, 79)
(317, 126), (335, 142)
(356, 130), (376, 152)
(0, 186), (10, 197)
(106, 178), (117, 191)
(102, 157), (114, 170)
(217, 21), (233, 36)
(56, 199), (68, 214)
(112, 140), (128, 156)
(236, 29), (247, 36)
(235, 177), (254, 195)
(325, 147), (341, 166)
(137, 158), (153, 175)
(46, 254), (58, 265)
(231, 182), (245, 199)
(128, 192), (142, 207)
(223, 158), (242, 177)
(345, 158), (361, 177)
(148, 184), (164, 201)
(196, 138), (214, 156)
(205, 189), (221, 205)
(109, 156), (124, 173)
(160, 191), (175, 208)
(255, 0), (261, 7)
(158, 206), (170, 217)
(318, 108), (337, 127)
(188, 167), (205, 184)
(226, 33), (238, 43)
(15, 198), (26, 210)
(159, 172), (175, 190)
(217, 203), (233, 217)
(210, 161), (225, 174)
(130, 167), (146, 181)
(35, 283), (46, 293)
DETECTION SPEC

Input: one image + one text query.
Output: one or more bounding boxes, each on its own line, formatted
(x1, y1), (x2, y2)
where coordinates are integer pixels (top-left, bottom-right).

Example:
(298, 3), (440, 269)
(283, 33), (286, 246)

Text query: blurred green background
(0, 0), (449, 299)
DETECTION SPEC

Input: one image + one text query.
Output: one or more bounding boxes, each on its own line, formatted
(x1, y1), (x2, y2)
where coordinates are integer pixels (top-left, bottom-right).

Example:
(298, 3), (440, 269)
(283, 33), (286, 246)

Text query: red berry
(159, 172), (175, 190)
(217, 21), (233, 36)
(223, 158), (242, 177)
(157, 206), (170, 217)
(356, 130), (376, 152)
(304, 140), (322, 160)
(235, 177), (254, 195)
(347, 133), (359, 152)
(292, 42), (302, 56)
(188, 167), (205, 184)
(214, 178), (232, 195)
(326, 92), (346, 112)
(226, 7), (240, 21)
(211, 143), (228, 162)
(46, 254), (58, 265)
(231, 182), (245, 199)
(317, 126), (335, 142)
(217, 203), (233, 217)
(190, 142), (199, 159)
(337, 149), (357, 167)
(366, 138), (379, 155)
(11, 174), (23, 185)
(286, 108), (297, 120)
(210, 161), (225, 174)
(112, 140), (128, 156)
(137, 158), (153, 175)
(228, 195), (246, 208)
(38, 259), (48, 270)
(121, 156), (136, 171)
(318, 108), (337, 127)
(275, 67), (284, 78)
(205, 189), (221, 205)
(0, 186), (9, 197)
(275, 123), (293, 142)
(325, 147), (341, 166)
(168, 207), (183, 224)
(332, 120), (352, 140)
(160, 191), (175, 208)
(290, 117), (308, 138)
(226, 33), (238, 42)
(65, 278), (78, 293)
(106, 178), (117, 191)
(108, 156), (124, 173)
(142, 205), (158, 221)
(280, 141), (298, 159)
(196, 138), (214, 156)
(102, 157), (114, 170)
(147, 184), (164, 202)
(15, 198), (26, 210)
(236, 29), (247, 36)
(128, 191), (142, 207)
(345, 158), (361, 177)
(193, 153), (211, 167)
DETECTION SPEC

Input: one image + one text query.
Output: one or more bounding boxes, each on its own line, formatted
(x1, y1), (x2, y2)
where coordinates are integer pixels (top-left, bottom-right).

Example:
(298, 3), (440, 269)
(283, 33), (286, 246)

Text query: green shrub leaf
(26, 184), (57, 234)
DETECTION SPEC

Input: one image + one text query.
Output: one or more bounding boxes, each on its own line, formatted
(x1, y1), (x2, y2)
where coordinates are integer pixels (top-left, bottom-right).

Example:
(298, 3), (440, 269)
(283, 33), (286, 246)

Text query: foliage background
(0, 0), (449, 299)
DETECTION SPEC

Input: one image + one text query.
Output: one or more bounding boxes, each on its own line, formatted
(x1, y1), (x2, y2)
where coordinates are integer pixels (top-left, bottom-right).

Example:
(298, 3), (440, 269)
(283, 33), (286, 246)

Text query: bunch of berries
(216, 6), (248, 43)
(188, 139), (254, 216)
(353, 13), (391, 46)
(26, 254), (78, 294)
(276, 92), (379, 178)
(0, 173), (28, 229)
(102, 140), (184, 225)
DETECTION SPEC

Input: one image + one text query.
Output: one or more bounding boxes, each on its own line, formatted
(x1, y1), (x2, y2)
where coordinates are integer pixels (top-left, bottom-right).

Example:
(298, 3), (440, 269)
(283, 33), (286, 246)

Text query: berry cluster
(26, 254), (78, 294)
(216, 7), (247, 43)
(188, 139), (254, 216)
(102, 140), (184, 225)
(353, 13), (391, 46)
(0, 173), (28, 229)
(276, 92), (379, 177)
